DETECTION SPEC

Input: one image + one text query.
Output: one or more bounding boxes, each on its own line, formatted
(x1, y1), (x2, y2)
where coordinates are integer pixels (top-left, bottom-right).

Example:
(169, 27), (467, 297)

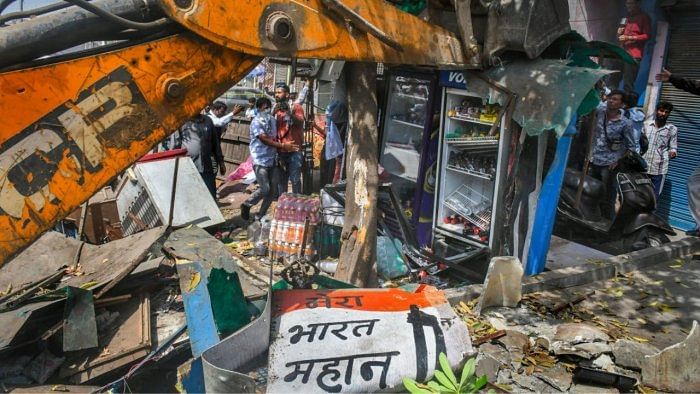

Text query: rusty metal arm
(157, 0), (469, 67)
(0, 34), (261, 265)
(320, 0), (403, 52)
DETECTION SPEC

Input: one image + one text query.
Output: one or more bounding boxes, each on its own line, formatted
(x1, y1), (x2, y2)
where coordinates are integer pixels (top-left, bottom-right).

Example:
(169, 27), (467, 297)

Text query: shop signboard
(439, 70), (467, 89)
(266, 286), (473, 393)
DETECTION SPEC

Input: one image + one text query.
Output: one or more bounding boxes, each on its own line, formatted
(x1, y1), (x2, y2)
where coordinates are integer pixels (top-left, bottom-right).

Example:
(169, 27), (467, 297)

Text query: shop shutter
(656, 12), (700, 230)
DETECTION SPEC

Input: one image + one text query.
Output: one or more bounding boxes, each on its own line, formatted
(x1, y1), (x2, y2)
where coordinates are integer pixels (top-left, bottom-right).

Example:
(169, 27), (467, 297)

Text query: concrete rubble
(476, 256), (524, 314)
(611, 339), (658, 370)
(454, 249), (700, 394)
(641, 320), (700, 392)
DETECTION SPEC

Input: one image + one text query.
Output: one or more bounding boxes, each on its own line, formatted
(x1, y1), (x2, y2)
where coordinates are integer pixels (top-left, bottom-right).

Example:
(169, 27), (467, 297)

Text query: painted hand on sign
(267, 286), (473, 393)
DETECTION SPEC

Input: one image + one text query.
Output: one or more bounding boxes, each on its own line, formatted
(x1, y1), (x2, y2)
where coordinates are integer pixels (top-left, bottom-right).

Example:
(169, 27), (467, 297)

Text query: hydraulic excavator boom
(0, 0), (469, 265)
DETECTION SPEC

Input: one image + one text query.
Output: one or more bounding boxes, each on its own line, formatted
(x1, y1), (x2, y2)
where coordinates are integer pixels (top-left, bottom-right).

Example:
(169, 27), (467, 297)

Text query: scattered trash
(24, 350), (65, 385)
(376, 236), (409, 280)
(573, 365), (637, 392)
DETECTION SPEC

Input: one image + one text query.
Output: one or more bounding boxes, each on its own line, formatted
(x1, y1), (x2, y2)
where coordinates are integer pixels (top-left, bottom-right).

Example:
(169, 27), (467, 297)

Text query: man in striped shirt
(642, 102), (677, 200)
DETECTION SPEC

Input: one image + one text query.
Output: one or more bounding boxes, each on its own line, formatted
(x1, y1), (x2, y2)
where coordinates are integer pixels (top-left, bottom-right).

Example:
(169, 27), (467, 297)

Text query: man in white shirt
(642, 101), (677, 200)
(207, 101), (243, 138)
(244, 97), (257, 120)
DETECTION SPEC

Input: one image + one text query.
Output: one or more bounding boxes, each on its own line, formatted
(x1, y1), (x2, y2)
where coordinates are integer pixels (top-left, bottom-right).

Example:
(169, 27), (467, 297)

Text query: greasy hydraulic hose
(0, 0), (169, 69)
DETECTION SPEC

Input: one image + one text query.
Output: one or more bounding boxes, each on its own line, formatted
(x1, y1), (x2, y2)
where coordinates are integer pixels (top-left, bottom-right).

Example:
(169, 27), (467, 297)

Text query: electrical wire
(62, 0), (170, 30)
(0, 2), (73, 25)
(0, 0), (16, 15)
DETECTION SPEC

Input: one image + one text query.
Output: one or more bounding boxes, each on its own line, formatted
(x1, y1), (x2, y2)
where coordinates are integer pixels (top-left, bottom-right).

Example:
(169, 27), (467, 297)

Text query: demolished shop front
(377, 66), (516, 279)
(377, 61), (611, 278)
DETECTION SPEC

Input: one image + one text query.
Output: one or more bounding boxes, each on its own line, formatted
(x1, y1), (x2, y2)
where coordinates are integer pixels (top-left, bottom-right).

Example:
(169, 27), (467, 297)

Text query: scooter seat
(563, 169), (605, 200)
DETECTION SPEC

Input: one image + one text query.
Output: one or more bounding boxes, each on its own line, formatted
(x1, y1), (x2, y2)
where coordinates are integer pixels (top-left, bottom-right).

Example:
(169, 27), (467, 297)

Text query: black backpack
(639, 132), (649, 156)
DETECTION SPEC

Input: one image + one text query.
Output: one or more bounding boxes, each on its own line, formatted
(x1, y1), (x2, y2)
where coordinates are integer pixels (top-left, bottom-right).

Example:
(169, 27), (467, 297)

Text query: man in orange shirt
(274, 83), (305, 194)
(618, 0), (651, 93)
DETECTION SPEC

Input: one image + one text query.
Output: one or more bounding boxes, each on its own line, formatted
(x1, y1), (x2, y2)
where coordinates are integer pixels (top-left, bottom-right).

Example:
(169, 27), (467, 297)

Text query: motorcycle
(556, 152), (676, 254)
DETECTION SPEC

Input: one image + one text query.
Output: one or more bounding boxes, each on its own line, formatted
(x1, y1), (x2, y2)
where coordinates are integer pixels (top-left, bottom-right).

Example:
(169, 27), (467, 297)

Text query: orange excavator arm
(0, 0), (470, 265)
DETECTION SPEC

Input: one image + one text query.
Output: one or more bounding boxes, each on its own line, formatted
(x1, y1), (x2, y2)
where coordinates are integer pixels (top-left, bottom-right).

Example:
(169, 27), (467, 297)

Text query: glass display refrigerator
(379, 72), (436, 218)
(432, 85), (509, 250)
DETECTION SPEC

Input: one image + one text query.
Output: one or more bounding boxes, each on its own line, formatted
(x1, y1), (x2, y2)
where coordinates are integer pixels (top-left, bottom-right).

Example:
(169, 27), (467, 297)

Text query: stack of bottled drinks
(269, 193), (321, 259)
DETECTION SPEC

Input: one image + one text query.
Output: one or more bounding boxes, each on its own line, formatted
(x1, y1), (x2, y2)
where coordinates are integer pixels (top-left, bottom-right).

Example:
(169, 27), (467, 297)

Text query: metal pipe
(167, 156), (180, 227)
(0, 0), (166, 69)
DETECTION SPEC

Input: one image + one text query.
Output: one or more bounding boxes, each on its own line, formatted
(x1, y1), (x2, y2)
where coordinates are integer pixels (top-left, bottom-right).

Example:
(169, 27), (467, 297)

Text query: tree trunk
(334, 62), (378, 287)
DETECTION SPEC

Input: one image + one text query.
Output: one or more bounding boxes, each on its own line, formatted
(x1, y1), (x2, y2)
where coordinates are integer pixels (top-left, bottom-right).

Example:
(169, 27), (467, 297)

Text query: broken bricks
(611, 339), (658, 370)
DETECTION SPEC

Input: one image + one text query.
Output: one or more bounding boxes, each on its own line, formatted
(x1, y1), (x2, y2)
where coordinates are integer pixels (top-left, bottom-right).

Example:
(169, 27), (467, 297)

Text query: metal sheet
(134, 157), (225, 229)
(201, 292), (271, 393)
(0, 232), (80, 292)
(467, 59), (611, 137)
(656, 14), (700, 231)
(63, 287), (98, 352)
(61, 226), (167, 290)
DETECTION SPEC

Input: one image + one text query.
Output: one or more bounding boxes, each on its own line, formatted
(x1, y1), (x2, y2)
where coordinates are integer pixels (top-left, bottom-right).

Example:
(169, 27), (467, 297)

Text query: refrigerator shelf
(396, 92), (428, 101)
(445, 137), (499, 147)
(442, 184), (491, 231)
(448, 115), (494, 127)
(446, 165), (494, 181)
(391, 118), (424, 129)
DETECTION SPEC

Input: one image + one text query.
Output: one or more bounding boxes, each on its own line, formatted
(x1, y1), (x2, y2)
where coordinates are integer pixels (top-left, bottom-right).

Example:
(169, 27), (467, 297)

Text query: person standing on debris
(590, 90), (636, 220)
(618, 0), (651, 93)
(240, 98), (300, 221)
(642, 102), (677, 200)
(274, 83), (305, 195)
(657, 69), (700, 236)
(208, 101), (243, 138)
(179, 115), (226, 199)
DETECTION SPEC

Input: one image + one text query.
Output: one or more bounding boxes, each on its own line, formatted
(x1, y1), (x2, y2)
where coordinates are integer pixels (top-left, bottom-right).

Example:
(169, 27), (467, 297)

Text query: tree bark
(334, 62), (378, 287)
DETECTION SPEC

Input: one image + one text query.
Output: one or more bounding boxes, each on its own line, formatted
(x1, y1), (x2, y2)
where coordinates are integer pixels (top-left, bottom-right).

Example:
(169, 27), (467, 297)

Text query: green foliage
(402, 353), (491, 394)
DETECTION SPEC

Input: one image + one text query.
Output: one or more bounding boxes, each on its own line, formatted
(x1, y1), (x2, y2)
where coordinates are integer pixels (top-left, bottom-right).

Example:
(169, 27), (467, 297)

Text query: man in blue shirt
(589, 90), (636, 220)
(241, 97), (300, 221)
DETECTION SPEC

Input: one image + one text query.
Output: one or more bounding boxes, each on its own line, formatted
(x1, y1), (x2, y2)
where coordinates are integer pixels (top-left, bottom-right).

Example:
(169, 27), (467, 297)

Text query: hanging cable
(0, 2), (73, 26)
(62, 0), (170, 30)
(0, 0), (17, 15)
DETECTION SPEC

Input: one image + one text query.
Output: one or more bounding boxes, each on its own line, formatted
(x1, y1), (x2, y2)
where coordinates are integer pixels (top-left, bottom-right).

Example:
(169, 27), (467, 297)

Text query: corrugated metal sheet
(656, 13), (700, 230)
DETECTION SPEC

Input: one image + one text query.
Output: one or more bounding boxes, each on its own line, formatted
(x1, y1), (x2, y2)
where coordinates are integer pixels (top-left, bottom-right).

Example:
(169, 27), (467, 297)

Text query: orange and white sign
(267, 285), (473, 393)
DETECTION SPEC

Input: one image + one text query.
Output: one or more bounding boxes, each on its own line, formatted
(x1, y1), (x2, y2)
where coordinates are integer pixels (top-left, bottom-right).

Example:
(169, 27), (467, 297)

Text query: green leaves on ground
(403, 353), (491, 394)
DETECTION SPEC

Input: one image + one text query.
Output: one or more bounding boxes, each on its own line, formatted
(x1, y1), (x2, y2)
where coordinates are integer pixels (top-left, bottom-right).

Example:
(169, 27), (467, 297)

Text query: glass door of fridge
(380, 75), (431, 183)
(434, 88), (505, 246)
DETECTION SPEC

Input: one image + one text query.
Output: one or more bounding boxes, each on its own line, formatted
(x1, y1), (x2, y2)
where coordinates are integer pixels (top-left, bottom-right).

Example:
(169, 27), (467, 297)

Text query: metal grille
(121, 186), (162, 236)
(656, 13), (700, 230)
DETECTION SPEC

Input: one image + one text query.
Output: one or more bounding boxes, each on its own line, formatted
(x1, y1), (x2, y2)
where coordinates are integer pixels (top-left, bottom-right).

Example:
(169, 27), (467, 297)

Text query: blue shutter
(656, 12), (700, 230)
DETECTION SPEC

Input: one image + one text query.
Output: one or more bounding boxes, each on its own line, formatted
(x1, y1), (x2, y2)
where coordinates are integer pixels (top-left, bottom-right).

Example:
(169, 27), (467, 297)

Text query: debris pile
(453, 261), (700, 393)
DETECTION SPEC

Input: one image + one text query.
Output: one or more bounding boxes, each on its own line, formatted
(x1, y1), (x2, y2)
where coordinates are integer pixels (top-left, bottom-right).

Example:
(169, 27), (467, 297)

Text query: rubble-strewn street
(2, 0), (700, 392)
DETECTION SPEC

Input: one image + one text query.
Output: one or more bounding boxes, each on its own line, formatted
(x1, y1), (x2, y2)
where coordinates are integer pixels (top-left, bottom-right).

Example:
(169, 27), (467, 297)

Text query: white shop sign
(267, 287), (473, 393)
